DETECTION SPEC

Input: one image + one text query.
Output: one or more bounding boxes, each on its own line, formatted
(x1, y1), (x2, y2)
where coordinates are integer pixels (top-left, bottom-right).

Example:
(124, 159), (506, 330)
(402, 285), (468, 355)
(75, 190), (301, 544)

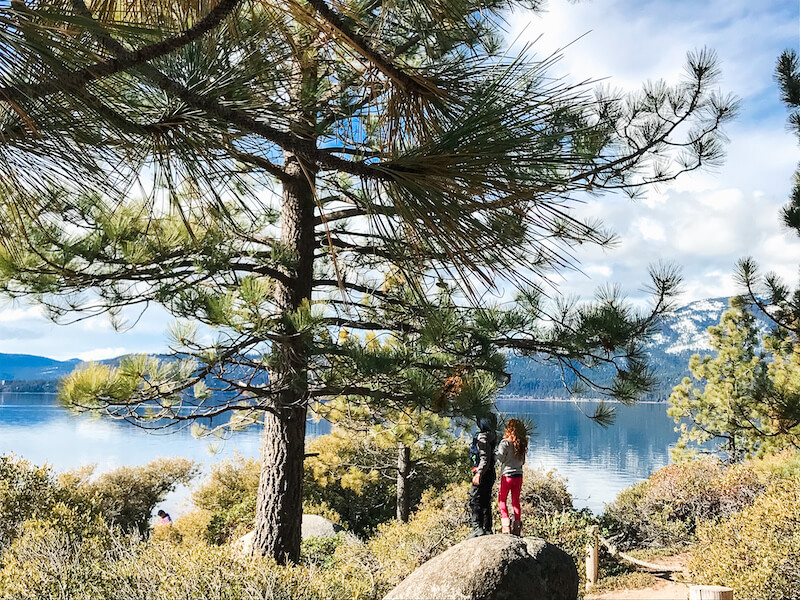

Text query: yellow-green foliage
(191, 455), (260, 543)
(0, 522), (363, 600)
(365, 483), (472, 589)
(747, 449), (800, 479)
(602, 457), (769, 547)
(520, 467), (574, 516)
(523, 509), (596, 592)
(0, 454), (60, 551)
(0, 460), (592, 600)
(62, 457), (199, 534)
(0, 454), (197, 557)
(304, 427), (469, 535)
(167, 509), (214, 545)
(689, 478), (800, 600)
(0, 503), (121, 600)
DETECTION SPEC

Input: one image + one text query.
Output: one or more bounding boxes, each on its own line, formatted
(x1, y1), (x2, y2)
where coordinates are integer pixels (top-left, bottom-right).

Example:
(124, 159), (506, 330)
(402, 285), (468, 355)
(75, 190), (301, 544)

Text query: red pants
(498, 475), (522, 520)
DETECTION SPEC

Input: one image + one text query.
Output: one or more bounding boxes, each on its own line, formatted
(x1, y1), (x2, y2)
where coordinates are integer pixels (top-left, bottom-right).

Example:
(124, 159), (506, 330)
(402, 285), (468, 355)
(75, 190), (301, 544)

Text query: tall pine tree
(0, 0), (735, 561)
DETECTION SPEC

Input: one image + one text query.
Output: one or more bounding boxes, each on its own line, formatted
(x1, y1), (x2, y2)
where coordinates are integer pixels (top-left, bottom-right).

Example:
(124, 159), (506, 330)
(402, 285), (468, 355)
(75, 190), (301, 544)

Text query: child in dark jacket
(467, 413), (497, 537)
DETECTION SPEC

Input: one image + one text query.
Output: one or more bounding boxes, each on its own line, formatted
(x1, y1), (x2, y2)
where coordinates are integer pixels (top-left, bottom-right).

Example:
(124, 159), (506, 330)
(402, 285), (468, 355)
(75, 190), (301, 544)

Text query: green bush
(0, 520), (349, 600)
(0, 461), (588, 600)
(689, 478), (800, 600)
(191, 455), (260, 543)
(62, 457), (199, 534)
(304, 428), (470, 535)
(523, 509), (596, 593)
(364, 482), (472, 590)
(0, 454), (61, 552)
(0, 503), (124, 600)
(601, 457), (769, 548)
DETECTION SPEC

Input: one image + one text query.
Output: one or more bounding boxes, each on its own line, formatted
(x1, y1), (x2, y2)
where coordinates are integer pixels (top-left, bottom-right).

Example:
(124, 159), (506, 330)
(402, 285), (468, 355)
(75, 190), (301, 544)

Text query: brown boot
(500, 517), (511, 534)
(511, 519), (522, 537)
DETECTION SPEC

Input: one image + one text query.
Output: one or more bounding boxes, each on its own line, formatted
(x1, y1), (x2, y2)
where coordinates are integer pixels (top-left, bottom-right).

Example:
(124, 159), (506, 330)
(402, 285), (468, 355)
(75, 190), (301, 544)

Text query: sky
(1, 0), (799, 361)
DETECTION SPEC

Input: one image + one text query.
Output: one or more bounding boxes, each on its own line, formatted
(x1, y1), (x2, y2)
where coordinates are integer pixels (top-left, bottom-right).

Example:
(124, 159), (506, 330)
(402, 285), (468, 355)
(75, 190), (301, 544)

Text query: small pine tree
(668, 297), (766, 463)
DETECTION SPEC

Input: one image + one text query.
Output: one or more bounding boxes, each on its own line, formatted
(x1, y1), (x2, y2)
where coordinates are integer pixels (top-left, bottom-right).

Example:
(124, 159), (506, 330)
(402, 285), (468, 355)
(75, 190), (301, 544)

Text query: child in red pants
(495, 418), (528, 536)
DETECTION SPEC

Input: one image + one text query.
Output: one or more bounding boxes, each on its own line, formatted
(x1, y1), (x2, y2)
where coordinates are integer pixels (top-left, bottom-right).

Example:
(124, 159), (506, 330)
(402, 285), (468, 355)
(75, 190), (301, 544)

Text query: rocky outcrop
(384, 535), (578, 600)
(233, 514), (344, 555)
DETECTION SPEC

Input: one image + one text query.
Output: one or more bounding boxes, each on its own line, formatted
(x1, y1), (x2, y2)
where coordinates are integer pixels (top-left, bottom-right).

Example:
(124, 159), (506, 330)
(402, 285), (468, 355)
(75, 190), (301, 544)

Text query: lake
(0, 393), (678, 515)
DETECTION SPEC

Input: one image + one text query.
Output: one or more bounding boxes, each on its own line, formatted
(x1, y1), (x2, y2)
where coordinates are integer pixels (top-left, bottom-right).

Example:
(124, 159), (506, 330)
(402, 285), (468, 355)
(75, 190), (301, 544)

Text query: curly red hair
(503, 418), (528, 459)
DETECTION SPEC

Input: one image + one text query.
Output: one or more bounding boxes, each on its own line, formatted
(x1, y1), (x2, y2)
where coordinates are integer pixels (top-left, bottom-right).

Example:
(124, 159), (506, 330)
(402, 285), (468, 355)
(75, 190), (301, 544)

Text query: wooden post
(585, 524), (599, 591)
(689, 585), (734, 599)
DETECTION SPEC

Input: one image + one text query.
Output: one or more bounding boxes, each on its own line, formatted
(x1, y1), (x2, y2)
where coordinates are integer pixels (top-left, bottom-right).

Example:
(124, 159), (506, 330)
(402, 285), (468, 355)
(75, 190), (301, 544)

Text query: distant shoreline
(496, 395), (668, 405)
(0, 390), (669, 404)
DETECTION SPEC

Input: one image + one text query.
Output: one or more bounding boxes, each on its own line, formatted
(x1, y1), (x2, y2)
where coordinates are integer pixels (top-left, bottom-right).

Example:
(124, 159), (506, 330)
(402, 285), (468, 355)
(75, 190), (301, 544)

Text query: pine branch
(0, 0), (244, 104)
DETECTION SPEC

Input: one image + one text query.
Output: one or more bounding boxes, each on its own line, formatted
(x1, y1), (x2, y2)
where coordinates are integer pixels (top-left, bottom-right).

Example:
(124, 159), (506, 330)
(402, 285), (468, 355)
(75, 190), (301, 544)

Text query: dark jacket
(471, 429), (497, 477)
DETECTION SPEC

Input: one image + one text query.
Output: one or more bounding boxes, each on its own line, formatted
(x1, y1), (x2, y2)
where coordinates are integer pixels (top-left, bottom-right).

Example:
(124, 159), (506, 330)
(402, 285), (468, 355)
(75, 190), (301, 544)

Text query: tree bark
(253, 402), (307, 562)
(252, 41), (318, 563)
(396, 442), (411, 522)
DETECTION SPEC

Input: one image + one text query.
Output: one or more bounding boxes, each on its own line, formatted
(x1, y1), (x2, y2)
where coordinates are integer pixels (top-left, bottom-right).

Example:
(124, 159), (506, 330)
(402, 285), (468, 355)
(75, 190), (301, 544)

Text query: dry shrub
(602, 457), (769, 548)
(689, 478), (800, 600)
(523, 509), (595, 592)
(0, 454), (60, 552)
(62, 457), (199, 534)
(191, 455), (260, 544)
(364, 482), (471, 590)
(520, 467), (574, 516)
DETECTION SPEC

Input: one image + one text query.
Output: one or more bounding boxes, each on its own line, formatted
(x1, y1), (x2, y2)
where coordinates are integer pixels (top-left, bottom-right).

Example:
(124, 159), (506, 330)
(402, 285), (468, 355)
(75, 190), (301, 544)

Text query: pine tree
(0, 0), (736, 561)
(735, 49), (800, 448)
(668, 296), (766, 463)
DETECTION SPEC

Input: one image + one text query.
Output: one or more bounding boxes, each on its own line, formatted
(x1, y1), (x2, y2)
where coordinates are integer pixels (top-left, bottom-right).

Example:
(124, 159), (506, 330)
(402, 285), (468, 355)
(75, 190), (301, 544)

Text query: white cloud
(585, 265), (613, 278)
(633, 218), (665, 241)
(0, 305), (46, 323)
(75, 347), (129, 362)
(502, 0), (800, 306)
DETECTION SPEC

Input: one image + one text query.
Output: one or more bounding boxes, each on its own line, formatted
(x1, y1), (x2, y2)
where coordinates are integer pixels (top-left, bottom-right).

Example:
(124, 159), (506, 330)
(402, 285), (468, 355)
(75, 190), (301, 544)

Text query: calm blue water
(0, 393), (678, 515)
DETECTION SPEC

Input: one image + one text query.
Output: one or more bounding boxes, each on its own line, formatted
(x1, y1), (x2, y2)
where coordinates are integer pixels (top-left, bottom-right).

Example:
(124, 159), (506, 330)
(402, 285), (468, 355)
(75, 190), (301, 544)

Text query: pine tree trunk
(396, 442), (411, 522)
(252, 46), (318, 563)
(253, 403), (307, 562)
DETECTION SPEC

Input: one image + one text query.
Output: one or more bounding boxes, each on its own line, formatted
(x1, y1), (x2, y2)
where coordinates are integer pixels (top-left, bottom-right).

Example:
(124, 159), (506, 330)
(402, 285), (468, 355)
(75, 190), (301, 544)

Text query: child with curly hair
(495, 418), (528, 535)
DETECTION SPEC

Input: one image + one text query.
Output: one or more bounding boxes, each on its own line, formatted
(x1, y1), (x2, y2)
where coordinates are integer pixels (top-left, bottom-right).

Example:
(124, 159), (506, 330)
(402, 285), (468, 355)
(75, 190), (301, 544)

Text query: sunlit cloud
(75, 348), (129, 362)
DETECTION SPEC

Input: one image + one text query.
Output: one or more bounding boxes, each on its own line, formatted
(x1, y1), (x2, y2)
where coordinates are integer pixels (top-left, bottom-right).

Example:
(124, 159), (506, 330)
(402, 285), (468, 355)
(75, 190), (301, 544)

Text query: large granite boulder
(384, 535), (578, 600)
(233, 514), (345, 554)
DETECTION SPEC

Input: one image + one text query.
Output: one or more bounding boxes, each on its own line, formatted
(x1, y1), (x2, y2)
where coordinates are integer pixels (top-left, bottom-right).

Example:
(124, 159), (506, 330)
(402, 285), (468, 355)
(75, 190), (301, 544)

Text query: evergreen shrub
(63, 457), (198, 534)
(0, 454), (61, 552)
(304, 429), (469, 535)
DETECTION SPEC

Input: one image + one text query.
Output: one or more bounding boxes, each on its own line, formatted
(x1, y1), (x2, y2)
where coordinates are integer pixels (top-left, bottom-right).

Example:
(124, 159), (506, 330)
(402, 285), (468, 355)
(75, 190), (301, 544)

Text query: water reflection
(0, 393), (675, 515)
(496, 398), (677, 513)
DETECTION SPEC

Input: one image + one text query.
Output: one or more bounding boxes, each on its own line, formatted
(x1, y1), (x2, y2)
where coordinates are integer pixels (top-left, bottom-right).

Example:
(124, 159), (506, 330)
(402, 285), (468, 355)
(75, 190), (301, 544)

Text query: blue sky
(1, 0), (799, 361)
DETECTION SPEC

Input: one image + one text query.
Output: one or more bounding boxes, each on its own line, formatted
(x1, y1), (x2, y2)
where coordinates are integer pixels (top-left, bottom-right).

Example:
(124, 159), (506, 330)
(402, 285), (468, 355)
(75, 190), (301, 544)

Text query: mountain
(504, 296), (774, 401)
(0, 354), (81, 384)
(0, 297), (776, 399)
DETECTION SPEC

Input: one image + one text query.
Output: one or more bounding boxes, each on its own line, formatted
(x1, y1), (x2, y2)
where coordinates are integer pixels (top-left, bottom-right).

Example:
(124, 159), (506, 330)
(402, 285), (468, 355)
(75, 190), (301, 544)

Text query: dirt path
(585, 553), (692, 600)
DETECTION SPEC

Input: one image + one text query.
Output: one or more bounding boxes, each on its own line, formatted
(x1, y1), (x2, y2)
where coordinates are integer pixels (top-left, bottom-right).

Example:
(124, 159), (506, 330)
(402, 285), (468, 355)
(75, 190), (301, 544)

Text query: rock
(233, 514), (345, 555)
(384, 535), (578, 600)
(233, 529), (256, 555)
(302, 513), (344, 539)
